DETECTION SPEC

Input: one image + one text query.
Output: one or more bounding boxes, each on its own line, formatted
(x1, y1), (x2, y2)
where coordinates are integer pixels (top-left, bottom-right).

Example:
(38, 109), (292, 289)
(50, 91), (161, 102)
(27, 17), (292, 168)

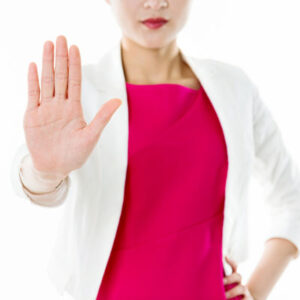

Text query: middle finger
(224, 272), (242, 285)
(54, 35), (68, 99)
(41, 41), (54, 103)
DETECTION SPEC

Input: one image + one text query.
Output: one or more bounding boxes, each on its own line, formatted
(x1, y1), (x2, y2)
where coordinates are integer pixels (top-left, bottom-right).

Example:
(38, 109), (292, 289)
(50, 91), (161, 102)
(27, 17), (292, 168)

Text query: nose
(143, 0), (168, 9)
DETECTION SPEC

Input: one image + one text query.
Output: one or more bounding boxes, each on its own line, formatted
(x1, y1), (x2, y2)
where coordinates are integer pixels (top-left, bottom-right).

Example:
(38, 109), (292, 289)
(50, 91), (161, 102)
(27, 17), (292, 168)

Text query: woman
(11, 0), (300, 299)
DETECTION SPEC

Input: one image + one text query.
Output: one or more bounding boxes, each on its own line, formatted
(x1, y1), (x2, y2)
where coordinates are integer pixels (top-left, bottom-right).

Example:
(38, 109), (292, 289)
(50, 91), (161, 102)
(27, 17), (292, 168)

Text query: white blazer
(10, 38), (300, 300)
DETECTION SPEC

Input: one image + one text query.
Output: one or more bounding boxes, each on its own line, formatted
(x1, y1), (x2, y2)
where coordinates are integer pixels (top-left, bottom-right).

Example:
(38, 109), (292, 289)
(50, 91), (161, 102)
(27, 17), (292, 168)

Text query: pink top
(96, 82), (242, 299)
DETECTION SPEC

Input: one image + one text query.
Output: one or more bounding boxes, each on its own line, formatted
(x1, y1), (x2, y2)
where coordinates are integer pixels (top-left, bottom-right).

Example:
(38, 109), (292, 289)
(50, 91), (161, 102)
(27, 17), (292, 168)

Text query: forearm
(246, 237), (298, 300)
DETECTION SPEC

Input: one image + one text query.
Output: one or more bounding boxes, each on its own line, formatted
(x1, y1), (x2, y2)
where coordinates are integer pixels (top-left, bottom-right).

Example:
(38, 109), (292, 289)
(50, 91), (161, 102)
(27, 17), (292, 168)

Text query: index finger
(225, 255), (238, 273)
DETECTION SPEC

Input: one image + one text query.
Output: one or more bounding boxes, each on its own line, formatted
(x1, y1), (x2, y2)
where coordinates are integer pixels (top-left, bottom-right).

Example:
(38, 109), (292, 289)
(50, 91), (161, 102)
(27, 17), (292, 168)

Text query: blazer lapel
(179, 53), (238, 260)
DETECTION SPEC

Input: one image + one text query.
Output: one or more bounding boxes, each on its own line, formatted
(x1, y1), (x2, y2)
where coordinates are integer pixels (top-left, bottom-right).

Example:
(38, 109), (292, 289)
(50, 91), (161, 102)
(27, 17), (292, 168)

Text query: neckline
(125, 82), (201, 93)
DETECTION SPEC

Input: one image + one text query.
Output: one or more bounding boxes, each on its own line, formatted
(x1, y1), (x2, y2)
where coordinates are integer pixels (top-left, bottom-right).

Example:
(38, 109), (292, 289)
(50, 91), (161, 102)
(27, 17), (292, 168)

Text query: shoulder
(192, 57), (257, 95)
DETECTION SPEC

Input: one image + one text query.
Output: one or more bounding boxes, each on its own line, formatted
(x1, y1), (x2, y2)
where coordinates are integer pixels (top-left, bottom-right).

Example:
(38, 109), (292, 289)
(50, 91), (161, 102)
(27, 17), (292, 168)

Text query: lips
(142, 18), (168, 23)
(141, 18), (168, 29)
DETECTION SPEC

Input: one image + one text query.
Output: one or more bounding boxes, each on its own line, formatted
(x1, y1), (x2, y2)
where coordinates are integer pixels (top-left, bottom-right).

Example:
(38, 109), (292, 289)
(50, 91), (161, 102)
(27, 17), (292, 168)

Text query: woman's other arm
(246, 237), (297, 300)
(246, 80), (300, 299)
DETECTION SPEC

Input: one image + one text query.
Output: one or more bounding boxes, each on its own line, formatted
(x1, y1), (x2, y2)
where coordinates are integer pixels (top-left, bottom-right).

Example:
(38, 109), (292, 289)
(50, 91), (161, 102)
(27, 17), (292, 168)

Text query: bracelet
(19, 167), (66, 195)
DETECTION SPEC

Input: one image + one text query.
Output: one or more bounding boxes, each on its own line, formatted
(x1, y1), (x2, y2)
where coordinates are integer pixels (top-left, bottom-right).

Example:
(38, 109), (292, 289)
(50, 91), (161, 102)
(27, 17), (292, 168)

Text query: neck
(120, 36), (186, 84)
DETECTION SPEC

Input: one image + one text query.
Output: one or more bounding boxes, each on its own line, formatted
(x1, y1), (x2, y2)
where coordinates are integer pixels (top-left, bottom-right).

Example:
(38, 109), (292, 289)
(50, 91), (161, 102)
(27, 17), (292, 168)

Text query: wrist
(246, 282), (266, 300)
(20, 154), (67, 193)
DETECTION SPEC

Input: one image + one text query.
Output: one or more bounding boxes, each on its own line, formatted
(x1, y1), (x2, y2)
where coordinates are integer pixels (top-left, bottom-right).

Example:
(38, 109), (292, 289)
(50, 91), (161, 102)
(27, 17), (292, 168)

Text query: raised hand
(23, 35), (122, 179)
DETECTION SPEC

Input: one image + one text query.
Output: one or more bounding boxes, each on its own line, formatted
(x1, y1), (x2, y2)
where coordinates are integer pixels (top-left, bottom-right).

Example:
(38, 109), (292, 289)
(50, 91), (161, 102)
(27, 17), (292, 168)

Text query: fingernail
(223, 278), (227, 284)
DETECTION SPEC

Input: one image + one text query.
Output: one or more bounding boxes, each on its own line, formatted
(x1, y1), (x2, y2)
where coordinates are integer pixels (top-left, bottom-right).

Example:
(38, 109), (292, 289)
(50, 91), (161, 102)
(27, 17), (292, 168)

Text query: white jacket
(10, 38), (300, 300)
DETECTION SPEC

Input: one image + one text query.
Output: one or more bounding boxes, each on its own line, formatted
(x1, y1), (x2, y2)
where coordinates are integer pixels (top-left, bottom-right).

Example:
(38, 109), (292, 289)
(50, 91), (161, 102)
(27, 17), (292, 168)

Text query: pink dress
(96, 82), (243, 299)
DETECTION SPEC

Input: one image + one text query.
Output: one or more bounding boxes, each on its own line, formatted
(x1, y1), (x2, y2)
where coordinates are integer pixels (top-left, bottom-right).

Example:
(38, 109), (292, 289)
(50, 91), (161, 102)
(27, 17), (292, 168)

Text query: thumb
(85, 98), (122, 141)
(225, 255), (238, 273)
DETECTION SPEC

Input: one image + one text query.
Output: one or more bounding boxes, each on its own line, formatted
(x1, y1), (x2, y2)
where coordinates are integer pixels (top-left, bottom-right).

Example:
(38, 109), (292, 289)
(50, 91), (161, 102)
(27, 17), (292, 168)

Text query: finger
(68, 45), (81, 102)
(54, 35), (68, 99)
(224, 272), (242, 285)
(225, 284), (246, 299)
(27, 62), (40, 110)
(225, 255), (238, 273)
(41, 40), (54, 103)
(84, 98), (122, 141)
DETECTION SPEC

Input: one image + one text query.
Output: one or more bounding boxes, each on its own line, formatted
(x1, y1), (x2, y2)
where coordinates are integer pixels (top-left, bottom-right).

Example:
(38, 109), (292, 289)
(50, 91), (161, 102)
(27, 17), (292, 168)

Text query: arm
(246, 237), (298, 300)
(251, 84), (300, 258)
(248, 82), (300, 298)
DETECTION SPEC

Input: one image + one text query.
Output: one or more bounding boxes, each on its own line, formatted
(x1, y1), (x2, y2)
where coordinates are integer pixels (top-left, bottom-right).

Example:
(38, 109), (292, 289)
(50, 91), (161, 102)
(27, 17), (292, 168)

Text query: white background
(1, 0), (300, 299)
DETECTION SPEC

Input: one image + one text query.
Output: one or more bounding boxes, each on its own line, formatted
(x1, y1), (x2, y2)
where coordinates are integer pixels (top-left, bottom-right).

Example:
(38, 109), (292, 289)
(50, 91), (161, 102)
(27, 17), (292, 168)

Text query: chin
(138, 36), (175, 50)
(122, 32), (174, 50)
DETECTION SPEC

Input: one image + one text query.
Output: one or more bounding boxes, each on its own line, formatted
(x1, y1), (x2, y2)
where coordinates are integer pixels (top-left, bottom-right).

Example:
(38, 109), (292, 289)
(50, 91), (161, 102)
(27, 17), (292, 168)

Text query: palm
(24, 98), (88, 176)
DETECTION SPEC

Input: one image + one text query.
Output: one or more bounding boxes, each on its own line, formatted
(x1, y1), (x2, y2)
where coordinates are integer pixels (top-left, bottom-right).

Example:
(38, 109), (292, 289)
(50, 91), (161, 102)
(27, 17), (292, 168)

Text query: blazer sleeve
(10, 142), (70, 207)
(252, 84), (300, 259)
